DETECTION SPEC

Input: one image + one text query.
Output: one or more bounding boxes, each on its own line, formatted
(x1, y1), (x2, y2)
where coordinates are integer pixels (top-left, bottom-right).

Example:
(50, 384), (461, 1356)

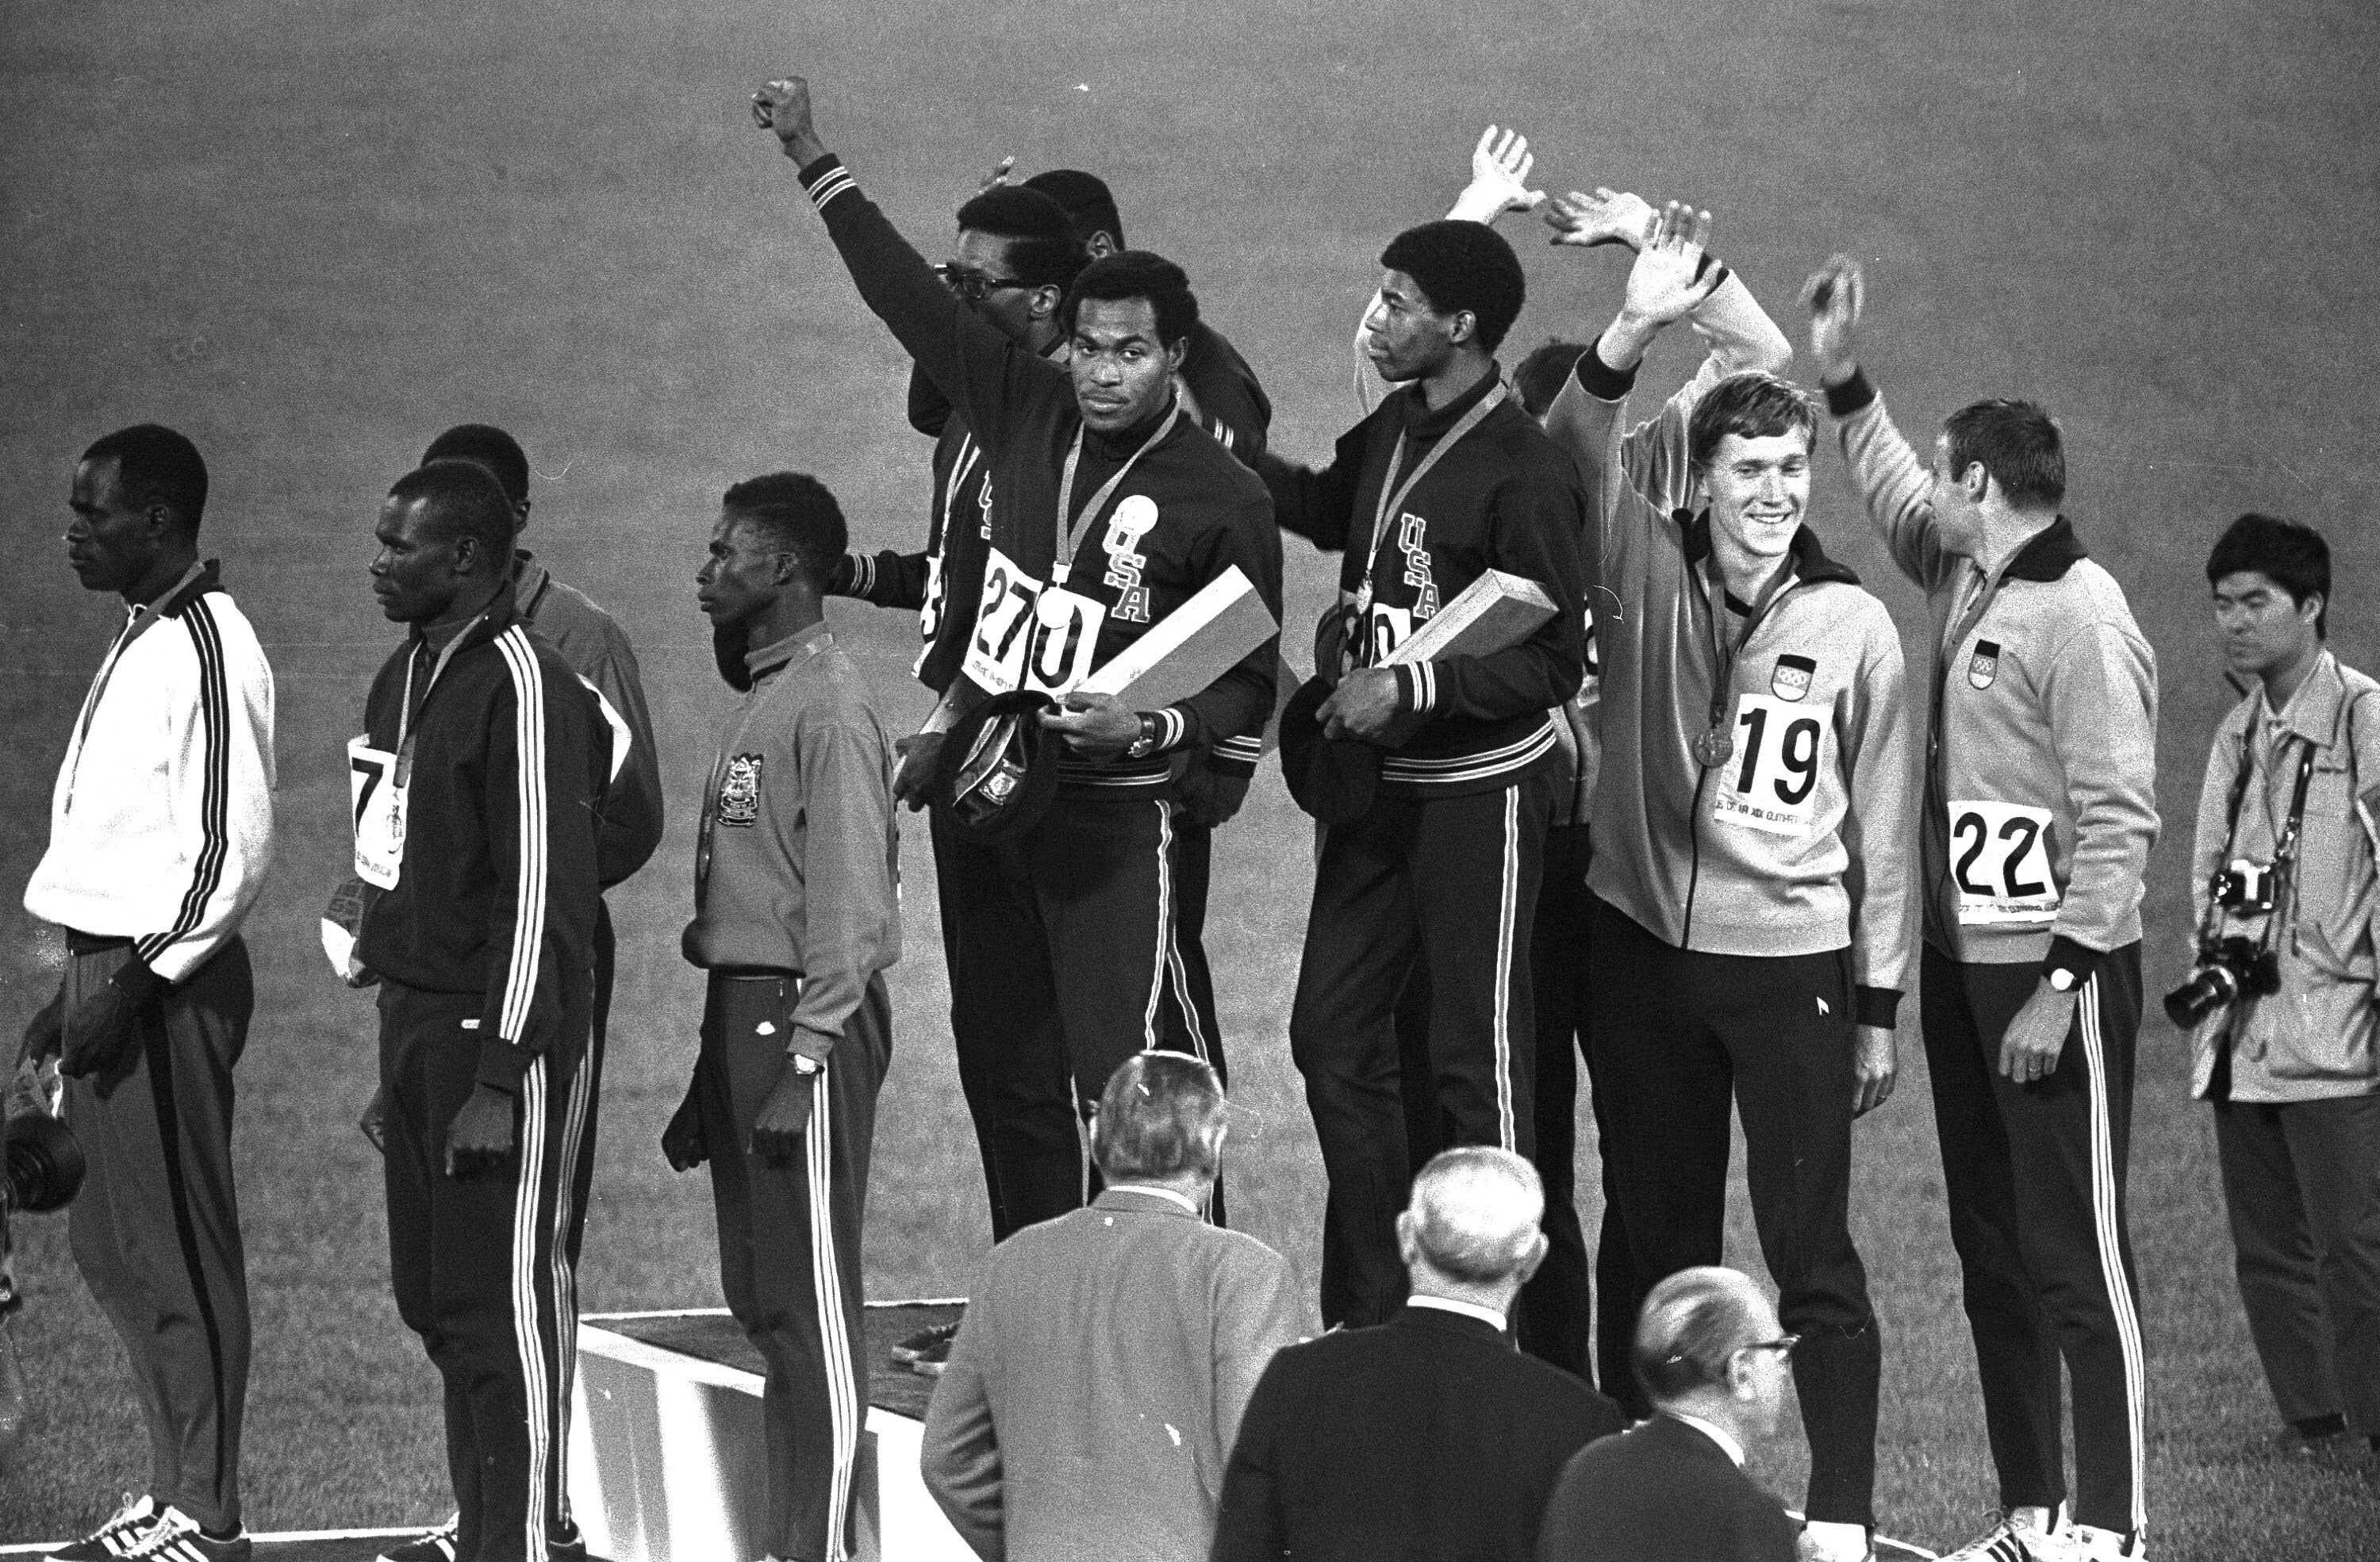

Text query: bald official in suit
(1537, 1268), (1801, 1562)
(1212, 1148), (1624, 1562)
(922, 1053), (1303, 1561)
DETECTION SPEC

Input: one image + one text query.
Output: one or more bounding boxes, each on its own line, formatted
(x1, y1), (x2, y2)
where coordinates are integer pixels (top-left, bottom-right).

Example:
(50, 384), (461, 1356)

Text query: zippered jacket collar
(1675, 509), (1862, 590)
(1999, 514), (2088, 581)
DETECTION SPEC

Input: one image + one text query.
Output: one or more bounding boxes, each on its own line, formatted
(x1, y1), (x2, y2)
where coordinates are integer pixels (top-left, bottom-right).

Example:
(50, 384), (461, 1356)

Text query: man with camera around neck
(2186, 513), (2380, 1472)
(1808, 257), (2159, 1562)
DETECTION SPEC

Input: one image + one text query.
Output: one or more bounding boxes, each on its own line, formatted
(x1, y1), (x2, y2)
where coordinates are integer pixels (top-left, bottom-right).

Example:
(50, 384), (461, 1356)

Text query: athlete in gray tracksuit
(1810, 255), (2158, 1561)
(1548, 216), (1913, 1550)
(671, 472), (899, 1562)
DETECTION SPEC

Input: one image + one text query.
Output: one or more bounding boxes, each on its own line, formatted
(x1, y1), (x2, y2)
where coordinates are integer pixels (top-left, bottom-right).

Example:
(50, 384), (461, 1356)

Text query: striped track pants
(1921, 942), (2148, 1538)
(380, 979), (591, 1562)
(1288, 770), (1551, 1330)
(698, 970), (890, 1562)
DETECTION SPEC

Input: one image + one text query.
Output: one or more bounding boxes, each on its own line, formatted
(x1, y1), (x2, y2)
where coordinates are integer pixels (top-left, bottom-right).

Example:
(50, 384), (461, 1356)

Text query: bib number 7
(347, 736), (407, 891)
(1948, 799), (2060, 923)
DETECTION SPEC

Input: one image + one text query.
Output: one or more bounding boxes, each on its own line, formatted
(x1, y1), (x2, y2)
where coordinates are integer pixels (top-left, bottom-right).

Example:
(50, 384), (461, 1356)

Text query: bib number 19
(1710, 693), (1825, 835)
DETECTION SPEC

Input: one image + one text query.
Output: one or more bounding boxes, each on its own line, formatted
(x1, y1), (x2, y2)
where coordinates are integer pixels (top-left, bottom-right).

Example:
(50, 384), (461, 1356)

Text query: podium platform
(569, 1303), (973, 1562)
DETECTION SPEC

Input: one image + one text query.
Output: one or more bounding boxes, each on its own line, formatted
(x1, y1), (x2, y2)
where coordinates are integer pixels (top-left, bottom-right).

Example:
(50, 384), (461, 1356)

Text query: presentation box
(1080, 566), (1278, 709)
(1381, 570), (1556, 666)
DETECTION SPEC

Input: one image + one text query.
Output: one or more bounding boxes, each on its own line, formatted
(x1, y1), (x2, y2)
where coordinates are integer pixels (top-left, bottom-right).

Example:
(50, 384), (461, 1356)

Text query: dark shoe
(894, 1317), (963, 1376)
(376, 1518), (459, 1562)
(48, 1494), (156, 1561)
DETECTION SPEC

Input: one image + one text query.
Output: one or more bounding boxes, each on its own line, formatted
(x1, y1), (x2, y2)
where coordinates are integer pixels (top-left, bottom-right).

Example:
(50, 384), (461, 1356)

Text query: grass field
(5, 0), (2380, 1553)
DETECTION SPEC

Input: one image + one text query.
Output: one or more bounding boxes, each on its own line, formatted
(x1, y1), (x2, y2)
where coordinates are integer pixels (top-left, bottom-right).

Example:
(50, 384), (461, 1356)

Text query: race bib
(348, 736), (407, 891)
(1021, 585), (1107, 696)
(1344, 602), (1415, 673)
(963, 546), (1042, 693)
(1948, 799), (2060, 923)
(1710, 693), (1828, 836)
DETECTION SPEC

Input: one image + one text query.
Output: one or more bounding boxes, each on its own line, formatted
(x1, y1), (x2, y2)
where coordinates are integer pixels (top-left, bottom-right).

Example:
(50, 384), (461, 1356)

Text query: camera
(2163, 935), (2283, 1029)
(3, 1110), (85, 1218)
(2213, 858), (2278, 914)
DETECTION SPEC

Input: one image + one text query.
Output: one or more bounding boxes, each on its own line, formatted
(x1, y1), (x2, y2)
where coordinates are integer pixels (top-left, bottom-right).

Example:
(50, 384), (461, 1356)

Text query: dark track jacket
(355, 585), (611, 1088)
(1257, 370), (1587, 797)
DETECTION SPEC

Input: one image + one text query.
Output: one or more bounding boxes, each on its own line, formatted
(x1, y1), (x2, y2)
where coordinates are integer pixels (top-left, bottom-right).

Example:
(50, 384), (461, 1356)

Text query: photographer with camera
(2186, 513), (2380, 1471)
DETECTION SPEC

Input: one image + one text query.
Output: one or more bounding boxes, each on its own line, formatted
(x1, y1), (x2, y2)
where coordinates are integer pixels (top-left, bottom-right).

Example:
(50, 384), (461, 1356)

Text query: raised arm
(1542, 202), (1722, 583)
(1549, 190), (1791, 511)
(751, 75), (1069, 461)
(1802, 255), (1956, 591)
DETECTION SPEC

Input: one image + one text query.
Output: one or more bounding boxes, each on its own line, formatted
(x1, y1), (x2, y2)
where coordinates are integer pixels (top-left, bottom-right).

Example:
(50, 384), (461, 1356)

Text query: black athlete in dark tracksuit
(356, 586), (610, 1562)
(795, 151), (1282, 1234)
(1259, 370), (1587, 1330)
(844, 339), (1272, 1242)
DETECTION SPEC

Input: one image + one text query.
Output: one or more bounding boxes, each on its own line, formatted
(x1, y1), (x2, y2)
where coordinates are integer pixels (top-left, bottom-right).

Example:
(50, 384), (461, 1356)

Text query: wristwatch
(789, 1053), (823, 1077)
(2046, 966), (2079, 993)
(1125, 712), (1161, 761)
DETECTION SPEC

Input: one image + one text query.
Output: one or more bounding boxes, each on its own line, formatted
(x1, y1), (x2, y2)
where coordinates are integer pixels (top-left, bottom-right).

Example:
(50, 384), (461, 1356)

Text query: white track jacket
(25, 563), (276, 982)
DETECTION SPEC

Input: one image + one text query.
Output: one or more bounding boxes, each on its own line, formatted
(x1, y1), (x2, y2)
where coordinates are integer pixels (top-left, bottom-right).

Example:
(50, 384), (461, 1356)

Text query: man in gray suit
(921, 1051), (1304, 1560)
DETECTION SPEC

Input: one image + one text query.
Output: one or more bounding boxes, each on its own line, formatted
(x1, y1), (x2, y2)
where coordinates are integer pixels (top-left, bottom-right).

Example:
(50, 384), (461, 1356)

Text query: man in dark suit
(1537, 1267), (1801, 1562)
(922, 1052), (1303, 1561)
(1211, 1147), (1624, 1562)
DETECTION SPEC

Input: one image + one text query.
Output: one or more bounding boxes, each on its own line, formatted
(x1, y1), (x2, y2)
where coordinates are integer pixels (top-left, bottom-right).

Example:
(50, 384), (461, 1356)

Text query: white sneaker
(1937, 1506), (2062, 1562)
(1798, 1519), (1875, 1562)
(115, 1506), (250, 1562)
(2059, 1524), (2144, 1562)
(375, 1518), (459, 1562)
(46, 1493), (156, 1561)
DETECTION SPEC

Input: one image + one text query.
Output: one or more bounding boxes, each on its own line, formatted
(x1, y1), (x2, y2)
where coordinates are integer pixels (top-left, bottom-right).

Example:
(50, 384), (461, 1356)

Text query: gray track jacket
(1553, 351), (1916, 1023)
(1830, 374), (2159, 974)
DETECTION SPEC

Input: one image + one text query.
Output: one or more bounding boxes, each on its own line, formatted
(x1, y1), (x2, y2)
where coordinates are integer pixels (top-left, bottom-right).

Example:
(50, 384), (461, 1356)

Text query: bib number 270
(962, 546), (1106, 696)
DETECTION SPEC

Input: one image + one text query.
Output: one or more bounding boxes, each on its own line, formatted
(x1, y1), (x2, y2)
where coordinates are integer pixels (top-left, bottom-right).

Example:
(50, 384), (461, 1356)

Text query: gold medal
(1694, 723), (1734, 769)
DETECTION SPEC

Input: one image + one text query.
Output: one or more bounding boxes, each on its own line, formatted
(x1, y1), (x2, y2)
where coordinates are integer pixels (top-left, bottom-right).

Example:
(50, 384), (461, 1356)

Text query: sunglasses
(935, 264), (1031, 304)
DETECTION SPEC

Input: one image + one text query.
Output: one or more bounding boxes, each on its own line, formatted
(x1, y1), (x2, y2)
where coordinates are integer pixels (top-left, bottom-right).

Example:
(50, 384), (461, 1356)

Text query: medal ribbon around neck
(1694, 547), (1795, 769)
(1353, 381), (1509, 624)
(395, 604), (497, 785)
(1051, 400), (1180, 586)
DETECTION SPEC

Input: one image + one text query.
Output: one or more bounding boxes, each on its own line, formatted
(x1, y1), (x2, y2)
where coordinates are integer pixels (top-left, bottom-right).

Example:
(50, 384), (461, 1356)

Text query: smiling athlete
(1545, 209), (1913, 1562)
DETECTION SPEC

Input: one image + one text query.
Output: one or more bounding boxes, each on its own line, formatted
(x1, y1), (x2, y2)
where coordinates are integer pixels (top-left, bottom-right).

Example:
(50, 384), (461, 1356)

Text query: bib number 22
(1949, 800), (2059, 923)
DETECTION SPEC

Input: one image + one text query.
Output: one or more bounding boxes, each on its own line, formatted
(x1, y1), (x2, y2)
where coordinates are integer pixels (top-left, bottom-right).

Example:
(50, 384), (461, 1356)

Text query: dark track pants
(1291, 773), (1548, 1329)
(63, 936), (251, 1536)
(937, 791), (1220, 1239)
(1921, 943), (2146, 1537)
(698, 972), (889, 1562)
(1512, 827), (1631, 1395)
(2213, 1095), (2380, 1433)
(564, 900), (612, 1268)
(380, 979), (589, 1562)
(1590, 902), (1880, 1526)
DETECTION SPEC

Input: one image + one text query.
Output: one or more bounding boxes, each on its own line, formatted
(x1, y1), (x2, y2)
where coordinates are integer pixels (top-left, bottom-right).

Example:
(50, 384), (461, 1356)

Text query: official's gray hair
(1406, 1147), (1543, 1284)
(1091, 1051), (1226, 1183)
(1633, 1267), (1771, 1403)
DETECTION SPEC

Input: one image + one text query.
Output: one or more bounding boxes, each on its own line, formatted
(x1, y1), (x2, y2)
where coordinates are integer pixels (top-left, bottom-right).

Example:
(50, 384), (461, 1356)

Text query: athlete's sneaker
(1937, 1506), (2063, 1562)
(2052, 1525), (2144, 1562)
(375, 1518), (459, 1562)
(115, 1506), (251, 1562)
(1797, 1520), (1875, 1562)
(894, 1317), (963, 1376)
(47, 1493), (156, 1560)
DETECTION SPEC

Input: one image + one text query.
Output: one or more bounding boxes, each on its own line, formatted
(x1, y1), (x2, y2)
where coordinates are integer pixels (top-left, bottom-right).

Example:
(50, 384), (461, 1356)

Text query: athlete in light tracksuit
(1809, 255), (2159, 1562)
(1549, 212), (1913, 1557)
